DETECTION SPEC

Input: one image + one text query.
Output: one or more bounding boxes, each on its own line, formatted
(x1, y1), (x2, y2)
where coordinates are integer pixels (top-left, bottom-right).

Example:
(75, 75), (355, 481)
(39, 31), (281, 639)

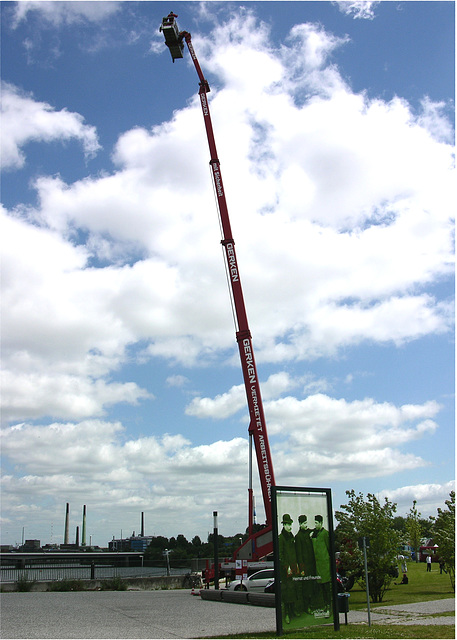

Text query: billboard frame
(272, 486), (340, 635)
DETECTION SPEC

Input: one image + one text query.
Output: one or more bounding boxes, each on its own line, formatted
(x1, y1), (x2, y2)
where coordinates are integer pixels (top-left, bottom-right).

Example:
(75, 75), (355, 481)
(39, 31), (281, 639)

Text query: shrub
(100, 576), (127, 591)
(16, 573), (35, 592)
(49, 579), (85, 591)
(335, 490), (401, 603)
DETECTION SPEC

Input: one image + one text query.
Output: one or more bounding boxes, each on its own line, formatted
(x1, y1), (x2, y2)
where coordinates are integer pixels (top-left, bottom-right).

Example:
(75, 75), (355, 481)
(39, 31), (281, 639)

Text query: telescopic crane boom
(160, 13), (275, 560)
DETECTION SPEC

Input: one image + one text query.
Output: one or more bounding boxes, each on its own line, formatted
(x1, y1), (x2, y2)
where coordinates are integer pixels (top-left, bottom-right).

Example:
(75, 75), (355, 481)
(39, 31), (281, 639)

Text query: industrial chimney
(82, 505), (87, 546)
(75, 525), (79, 547)
(64, 503), (70, 545)
(141, 511), (144, 537)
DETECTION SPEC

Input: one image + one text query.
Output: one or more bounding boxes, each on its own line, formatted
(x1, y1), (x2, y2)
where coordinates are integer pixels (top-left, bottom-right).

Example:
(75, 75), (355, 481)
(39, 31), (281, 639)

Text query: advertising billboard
(272, 486), (339, 635)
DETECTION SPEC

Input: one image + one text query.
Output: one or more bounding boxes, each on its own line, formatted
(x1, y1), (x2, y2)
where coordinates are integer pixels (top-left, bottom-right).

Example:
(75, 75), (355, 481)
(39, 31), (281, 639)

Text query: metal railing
(1, 562), (192, 584)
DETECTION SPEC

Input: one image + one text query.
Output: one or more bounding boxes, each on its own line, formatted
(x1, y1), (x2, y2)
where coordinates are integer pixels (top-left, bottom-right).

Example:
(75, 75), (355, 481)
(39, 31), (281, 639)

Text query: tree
(144, 536), (169, 561)
(431, 492), (455, 591)
(406, 500), (422, 562)
(191, 535), (202, 548)
(418, 517), (434, 540)
(335, 490), (401, 603)
(392, 516), (406, 534)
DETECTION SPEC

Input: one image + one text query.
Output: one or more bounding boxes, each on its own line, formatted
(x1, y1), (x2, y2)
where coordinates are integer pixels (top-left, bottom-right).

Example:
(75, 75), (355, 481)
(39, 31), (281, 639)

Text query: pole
(213, 511), (219, 589)
(248, 435), (253, 536)
(82, 505), (86, 546)
(363, 536), (371, 627)
(64, 503), (69, 545)
(182, 33), (276, 526)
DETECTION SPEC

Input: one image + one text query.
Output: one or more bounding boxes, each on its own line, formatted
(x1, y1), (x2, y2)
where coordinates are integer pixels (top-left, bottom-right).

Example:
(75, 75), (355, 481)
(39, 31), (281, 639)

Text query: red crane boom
(161, 13), (275, 560)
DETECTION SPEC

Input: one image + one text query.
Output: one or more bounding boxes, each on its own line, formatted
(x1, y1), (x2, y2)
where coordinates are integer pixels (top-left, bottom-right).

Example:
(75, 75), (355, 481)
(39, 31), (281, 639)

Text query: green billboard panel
(272, 486), (340, 635)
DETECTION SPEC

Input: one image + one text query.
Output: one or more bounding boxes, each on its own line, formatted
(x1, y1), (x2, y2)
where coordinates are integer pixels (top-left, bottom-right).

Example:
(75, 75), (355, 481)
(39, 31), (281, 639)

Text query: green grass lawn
(203, 561), (454, 639)
(209, 624), (454, 639)
(346, 560), (454, 608)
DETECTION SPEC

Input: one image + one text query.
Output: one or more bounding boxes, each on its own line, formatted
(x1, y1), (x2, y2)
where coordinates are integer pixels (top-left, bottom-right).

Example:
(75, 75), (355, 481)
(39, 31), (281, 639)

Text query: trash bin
(337, 592), (350, 624)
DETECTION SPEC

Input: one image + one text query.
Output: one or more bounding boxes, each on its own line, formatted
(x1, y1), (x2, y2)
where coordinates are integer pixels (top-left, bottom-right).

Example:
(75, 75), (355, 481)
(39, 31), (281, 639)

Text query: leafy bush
(100, 576), (127, 590)
(335, 490), (401, 603)
(16, 573), (35, 592)
(49, 579), (85, 591)
(431, 492), (455, 591)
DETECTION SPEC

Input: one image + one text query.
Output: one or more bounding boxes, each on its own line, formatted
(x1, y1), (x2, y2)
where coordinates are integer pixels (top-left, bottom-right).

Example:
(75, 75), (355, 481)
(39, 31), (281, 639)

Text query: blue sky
(1, 1), (454, 548)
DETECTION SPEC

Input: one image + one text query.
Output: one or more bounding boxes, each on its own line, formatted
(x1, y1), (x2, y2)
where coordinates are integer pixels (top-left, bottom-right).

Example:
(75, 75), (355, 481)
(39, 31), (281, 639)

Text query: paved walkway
(352, 597), (456, 626)
(1, 590), (275, 639)
(0, 590), (454, 638)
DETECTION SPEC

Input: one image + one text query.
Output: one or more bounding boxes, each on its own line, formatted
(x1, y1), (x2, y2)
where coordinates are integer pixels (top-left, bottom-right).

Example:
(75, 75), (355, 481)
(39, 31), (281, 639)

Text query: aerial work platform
(160, 13), (184, 61)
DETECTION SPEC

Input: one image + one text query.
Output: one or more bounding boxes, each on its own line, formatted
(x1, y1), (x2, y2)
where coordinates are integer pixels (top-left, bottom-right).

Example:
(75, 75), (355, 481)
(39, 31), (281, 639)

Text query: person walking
(426, 555), (432, 572)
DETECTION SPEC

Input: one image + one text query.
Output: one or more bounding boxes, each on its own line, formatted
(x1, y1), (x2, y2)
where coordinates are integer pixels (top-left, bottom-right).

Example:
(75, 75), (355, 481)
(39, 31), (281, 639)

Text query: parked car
(227, 569), (275, 592)
(263, 573), (347, 595)
(264, 579), (275, 593)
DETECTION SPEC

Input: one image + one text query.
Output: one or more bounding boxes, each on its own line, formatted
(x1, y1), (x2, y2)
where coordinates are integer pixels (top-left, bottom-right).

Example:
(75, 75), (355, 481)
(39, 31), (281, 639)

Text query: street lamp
(213, 512), (219, 589)
(163, 549), (171, 576)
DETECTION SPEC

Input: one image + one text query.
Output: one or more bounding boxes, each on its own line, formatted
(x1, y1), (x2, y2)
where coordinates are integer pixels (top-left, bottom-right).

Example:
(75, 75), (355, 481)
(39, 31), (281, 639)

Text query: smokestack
(64, 503), (70, 545)
(141, 512), (144, 537)
(75, 525), (79, 547)
(82, 505), (87, 546)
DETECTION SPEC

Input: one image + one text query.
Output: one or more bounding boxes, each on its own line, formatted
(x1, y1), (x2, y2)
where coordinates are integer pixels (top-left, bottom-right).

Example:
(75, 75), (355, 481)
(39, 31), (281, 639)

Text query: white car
(227, 569), (275, 592)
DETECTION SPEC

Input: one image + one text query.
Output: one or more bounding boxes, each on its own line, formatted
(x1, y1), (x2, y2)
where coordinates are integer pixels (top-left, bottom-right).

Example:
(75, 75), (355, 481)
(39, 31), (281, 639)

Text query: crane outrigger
(160, 13), (275, 563)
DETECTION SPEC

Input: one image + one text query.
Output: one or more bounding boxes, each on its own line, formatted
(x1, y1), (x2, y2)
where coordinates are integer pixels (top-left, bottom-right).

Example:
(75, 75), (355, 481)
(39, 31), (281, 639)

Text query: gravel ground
(0, 590), (454, 639)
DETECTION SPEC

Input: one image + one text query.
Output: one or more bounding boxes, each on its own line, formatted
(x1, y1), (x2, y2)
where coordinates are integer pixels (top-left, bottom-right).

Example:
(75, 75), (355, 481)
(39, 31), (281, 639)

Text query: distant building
(109, 536), (153, 552)
(60, 543), (81, 551)
(130, 537), (153, 552)
(20, 539), (41, 552)
(419, 540), (440, 563)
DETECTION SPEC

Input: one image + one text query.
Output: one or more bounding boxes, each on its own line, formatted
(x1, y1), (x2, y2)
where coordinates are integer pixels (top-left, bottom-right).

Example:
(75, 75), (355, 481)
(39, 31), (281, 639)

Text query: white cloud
(266, 394), (440, 450)
(334, 1), (381, 20)
(185, 372), (301, 420)
(186, 386), (441, 487)
(1, 83), (100, 170)
(0, 402), (443, 543)
(268, 393), (441, 486)
(166, 375), (189, 388)
(378, 481), (456, 517)
(0, 420), (250, 541)
(1, 209), (153, 421)
(1, 370), (150, 423)
(2, 17), (453, 425)
(11, 1), (121, 28)
(417, 97), (455, 144)
(1, 10), (453, 544)
(186, 385), (246, 420)
(278, 448), (427, 487)
(1, 420), (125, 474)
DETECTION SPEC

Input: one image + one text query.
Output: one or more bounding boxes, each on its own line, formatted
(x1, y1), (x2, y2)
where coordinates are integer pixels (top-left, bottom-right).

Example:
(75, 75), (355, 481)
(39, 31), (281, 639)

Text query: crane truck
(160, 13), (276, 573)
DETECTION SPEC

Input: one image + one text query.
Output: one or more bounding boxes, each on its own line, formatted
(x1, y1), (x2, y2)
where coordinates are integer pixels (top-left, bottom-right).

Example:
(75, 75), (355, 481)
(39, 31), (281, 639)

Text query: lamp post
(213, 511), (219, 589)
(163, 549), (171, 576)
